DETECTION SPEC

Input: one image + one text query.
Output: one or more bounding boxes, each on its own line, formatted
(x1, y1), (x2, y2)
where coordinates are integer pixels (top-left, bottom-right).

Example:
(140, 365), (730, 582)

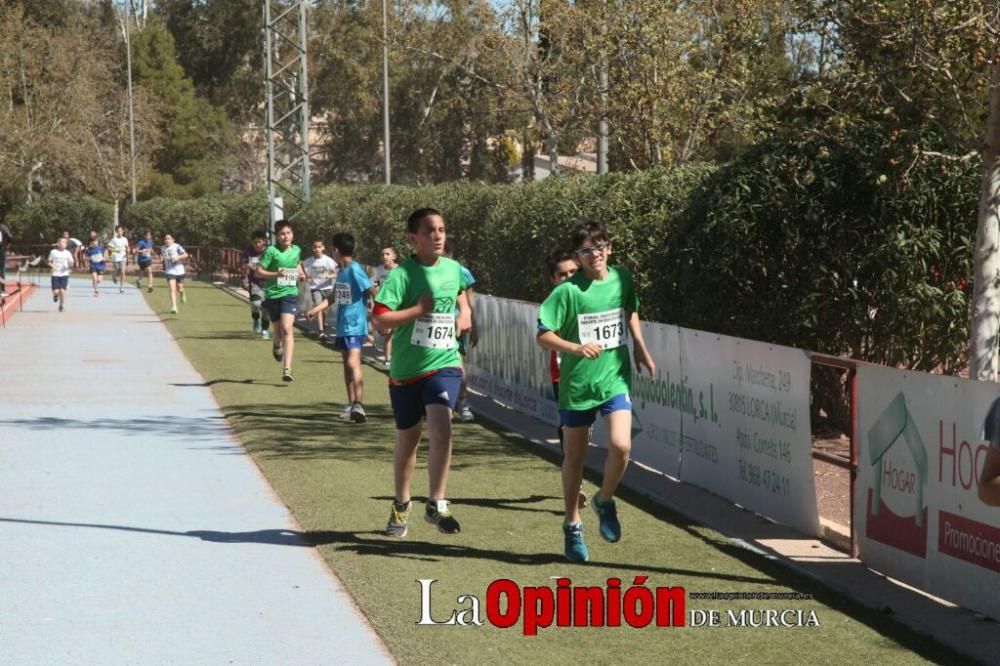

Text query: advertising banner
(465, 295), (559, 426)
(678, 329), (819, 536)
(855, 365), (1000, 620)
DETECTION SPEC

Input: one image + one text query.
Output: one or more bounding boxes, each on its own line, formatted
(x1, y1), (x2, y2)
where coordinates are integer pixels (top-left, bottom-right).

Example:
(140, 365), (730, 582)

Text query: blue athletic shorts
(90, 265), (105, 274)
(560, 393), (632, 428)
(166, 274), (184, 284)
(263, 294), (298, 320)
(389, 367), (463, 430)
(51, 275), (69, 291)
(138, 259), (151, 269)
(334, 335), (365, 351)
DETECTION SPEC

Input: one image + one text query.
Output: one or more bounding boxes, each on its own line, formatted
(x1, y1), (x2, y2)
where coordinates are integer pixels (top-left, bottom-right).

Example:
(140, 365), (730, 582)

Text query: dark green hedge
(7, 194), (113, 246)
(8, 121), (978, 386)
(661, 122), (976, 375)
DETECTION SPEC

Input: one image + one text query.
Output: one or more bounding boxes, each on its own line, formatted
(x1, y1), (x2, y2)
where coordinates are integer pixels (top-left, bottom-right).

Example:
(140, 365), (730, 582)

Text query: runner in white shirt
(107, 226), (129, 294)
(161, 234), (188, 314)
(302, 239), (337, 340)
(47, 237), (75, 312)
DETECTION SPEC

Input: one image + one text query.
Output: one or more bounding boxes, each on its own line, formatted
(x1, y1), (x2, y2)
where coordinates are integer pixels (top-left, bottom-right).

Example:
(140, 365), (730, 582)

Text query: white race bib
(52, 258), (67, 272)
(577, 308), (627, 350)
(334, 283), (352, 305)
(165, 248), (178, 262)
(412, 312), (456, 350)
(277, 267), (298, 287)
(248, 257), (260, 269)
(90, 254), (104, 264)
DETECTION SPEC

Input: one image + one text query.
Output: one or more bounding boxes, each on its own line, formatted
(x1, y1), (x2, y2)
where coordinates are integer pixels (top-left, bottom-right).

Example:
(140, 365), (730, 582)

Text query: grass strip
(146, 281), (964, 665)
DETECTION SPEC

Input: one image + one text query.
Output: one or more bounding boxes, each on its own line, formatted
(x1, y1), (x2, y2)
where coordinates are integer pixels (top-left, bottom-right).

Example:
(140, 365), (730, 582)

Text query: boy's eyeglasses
(576, 242), (609, 257)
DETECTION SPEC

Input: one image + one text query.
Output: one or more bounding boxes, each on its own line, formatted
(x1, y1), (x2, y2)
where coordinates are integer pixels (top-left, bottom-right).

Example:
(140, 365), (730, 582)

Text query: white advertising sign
(678, 330), (819, 536)
(466, 295), (818, 537)
(855, 365), (1000, 620)
(465, 295), (559, 425)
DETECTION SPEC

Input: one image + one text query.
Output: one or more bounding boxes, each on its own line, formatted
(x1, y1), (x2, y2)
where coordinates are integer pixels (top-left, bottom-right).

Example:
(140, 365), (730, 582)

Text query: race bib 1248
(334, 283), (352, 305)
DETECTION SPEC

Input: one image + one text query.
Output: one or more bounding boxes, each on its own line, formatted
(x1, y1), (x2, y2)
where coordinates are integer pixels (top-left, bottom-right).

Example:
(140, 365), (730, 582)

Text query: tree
(131, 23), (236, 198)
(0, 5), (152, 204)
(798, 1), (997, 379)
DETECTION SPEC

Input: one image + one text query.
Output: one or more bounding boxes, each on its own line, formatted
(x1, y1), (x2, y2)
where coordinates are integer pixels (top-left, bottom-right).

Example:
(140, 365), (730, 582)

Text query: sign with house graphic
(856, 365), (1000, 621)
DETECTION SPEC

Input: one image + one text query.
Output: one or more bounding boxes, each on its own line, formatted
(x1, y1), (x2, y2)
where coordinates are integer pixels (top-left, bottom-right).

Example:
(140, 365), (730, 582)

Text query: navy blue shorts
(90, 265), (105, 275)
(389, 367), (463, 430)
(264, 294), (298, 320)
(166, 274), (184, 283)
(138, 259), (152, 269)
(560, 393), (632, 428)
(51, 275), (69, 291)
(334, 335), (365, 351)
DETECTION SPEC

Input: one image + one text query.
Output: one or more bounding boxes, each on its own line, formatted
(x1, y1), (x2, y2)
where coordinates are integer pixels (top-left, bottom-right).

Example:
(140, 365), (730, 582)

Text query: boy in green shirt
(372, 208), (472, 537)
(254, 220), (306, 382)
(536, 221), (656, 562)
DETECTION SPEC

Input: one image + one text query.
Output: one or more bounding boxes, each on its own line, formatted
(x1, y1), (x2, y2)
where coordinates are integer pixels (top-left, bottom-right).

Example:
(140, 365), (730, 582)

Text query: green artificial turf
(146, 281), (966, 666)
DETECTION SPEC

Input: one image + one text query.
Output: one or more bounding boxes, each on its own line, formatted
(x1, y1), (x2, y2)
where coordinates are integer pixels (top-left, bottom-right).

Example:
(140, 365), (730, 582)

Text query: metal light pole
(263, 0), (311, 240)
(382, 0), (391, 185)
(117, 2), (138, 203)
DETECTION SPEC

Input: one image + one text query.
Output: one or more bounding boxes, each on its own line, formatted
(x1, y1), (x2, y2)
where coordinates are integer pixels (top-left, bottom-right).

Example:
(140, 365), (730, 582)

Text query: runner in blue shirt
(135, 229), (155, 292)
(85, 238), (106, 297)
(307, 232), (375, 423)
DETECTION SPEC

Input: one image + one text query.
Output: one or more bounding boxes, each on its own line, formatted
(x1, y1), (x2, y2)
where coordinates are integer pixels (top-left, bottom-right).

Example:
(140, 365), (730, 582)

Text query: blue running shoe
(591, 494), (621, 543)
(563, 522), (589, 562)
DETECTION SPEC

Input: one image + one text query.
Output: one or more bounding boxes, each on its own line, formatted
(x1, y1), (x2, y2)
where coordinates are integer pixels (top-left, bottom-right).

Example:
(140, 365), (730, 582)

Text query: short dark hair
(274, 220), (292, 233)
(571, 221), (610, 249)
(545, 249), (575, 277)
(407, 207), (443, 234)
(332, 232), (355, 256)
(252, 230), (266, 241)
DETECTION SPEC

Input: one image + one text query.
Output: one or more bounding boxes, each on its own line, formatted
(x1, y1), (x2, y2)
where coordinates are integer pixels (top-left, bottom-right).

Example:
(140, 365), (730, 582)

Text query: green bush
(7, 194), (113, 247)
(661, 122), (976, 373)
(11, 122), (978, 413)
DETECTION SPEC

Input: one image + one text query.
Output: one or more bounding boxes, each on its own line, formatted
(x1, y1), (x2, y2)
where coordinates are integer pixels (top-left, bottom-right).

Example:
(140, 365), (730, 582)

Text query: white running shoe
(457, 400), (474, 422)
(339, 404), (353, 421)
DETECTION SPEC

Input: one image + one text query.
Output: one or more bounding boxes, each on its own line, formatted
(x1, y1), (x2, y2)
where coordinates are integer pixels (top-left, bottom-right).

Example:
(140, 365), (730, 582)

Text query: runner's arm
(465, 288), (478, 347)
(627, 311), (655, 375)
(372, 292), (433, 329)
(255, 264), (279, 279)
(456, 290), (472, 337)
(305, 295), (332, 320)
(536, 329), (601, 359)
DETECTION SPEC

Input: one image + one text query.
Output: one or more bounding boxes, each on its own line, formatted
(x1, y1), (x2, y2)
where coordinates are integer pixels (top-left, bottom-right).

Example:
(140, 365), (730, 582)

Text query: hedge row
(8, 122), (978, 386)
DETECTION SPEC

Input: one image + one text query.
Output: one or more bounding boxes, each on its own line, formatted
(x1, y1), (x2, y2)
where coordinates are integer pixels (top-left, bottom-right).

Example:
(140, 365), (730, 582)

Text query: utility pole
(263, 0), (312, 240)
(597, 4), (608, 175)
(116, 2), (137, 204)
(382, 0), (391, 185)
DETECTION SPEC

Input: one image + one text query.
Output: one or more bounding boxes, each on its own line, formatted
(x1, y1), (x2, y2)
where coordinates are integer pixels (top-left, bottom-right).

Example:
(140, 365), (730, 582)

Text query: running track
(0, 277), (392, 664)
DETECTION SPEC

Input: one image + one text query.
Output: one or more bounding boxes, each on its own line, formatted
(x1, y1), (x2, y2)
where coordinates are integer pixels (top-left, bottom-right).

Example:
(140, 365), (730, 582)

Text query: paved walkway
(0, 278), (392, 665)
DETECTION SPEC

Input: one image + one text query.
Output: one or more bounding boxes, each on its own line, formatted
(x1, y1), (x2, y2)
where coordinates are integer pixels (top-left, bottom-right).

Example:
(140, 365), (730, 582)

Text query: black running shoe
(425, 499), (460, 534)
